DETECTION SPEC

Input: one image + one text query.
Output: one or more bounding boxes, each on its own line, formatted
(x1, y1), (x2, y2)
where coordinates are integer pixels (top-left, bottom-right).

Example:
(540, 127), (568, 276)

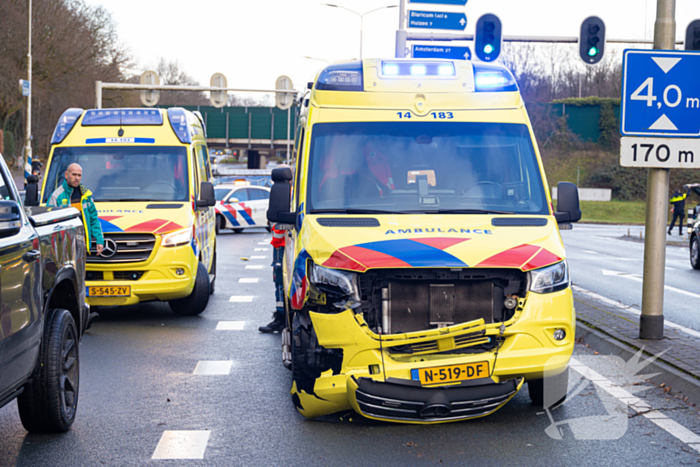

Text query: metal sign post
(618, 0), (678, 340)
(23, 0), (32, 182)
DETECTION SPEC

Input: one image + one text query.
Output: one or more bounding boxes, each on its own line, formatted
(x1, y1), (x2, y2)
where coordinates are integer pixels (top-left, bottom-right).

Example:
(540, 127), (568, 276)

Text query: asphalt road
(0, 228), (699, 466)
(562, 223), (700, 332)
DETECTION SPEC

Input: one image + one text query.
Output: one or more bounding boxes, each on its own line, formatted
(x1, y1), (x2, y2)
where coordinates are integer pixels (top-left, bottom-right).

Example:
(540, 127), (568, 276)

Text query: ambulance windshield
(307, 122), (548, 215)
(42, 146), (189, 203)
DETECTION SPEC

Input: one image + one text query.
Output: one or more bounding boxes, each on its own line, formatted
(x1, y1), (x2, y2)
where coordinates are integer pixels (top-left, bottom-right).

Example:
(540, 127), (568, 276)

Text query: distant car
(214, 184), (271, 234)
(686, 184), (700, 269)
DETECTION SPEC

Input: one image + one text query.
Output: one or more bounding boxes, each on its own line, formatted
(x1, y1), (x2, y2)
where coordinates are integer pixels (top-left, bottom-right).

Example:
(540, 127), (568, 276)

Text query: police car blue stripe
(238, 210), (255, 225)
(222, 211), (240, 227)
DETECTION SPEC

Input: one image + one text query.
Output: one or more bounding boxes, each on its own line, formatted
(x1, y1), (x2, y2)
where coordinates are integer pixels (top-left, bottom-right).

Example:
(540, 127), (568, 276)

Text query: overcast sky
(84, 0), (699, 97)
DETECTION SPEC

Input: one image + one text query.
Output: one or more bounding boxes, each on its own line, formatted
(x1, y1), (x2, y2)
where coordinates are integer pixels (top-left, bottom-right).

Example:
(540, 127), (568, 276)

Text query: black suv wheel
(169, 262), (210, 316)
(17, 309), (79, 433)
(691, 236), (700, 270)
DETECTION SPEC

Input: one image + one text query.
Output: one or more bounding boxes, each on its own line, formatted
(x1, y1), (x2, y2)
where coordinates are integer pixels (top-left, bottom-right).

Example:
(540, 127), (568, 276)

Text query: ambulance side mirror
(267, 166), (295, 225)
(554, 182), (582, 223)
(197, 182), (216, 209)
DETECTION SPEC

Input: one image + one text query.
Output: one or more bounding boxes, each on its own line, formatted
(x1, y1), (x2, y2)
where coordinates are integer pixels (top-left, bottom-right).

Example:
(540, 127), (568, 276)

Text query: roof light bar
(51, 108), (83, 144)
(82, 108), (163, 126)
(167, 108), (192, 144)
(381, 61), (456, 77)
(316, 61), (364, 91)
(473, 63), (518, 92)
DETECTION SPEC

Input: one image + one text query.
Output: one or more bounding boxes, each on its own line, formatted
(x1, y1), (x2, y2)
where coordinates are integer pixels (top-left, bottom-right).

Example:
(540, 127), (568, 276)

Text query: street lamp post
(321, 4), (398, 59)
(24, 0), (32, 181)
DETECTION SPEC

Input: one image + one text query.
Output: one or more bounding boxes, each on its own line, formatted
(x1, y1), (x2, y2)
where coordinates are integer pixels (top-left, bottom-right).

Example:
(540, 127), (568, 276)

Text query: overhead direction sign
(409, 0), (468, 4)
(413, 45), (471, 60)
(408, 10), (467, 31)
(621, 49), (700, 138)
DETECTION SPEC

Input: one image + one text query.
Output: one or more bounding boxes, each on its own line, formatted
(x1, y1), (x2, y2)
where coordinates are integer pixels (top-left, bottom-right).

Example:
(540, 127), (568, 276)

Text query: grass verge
(579, 200), (680, 225)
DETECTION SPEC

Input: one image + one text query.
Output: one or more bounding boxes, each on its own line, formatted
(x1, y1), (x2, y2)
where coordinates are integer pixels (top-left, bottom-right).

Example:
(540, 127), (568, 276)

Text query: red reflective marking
(523, 248), (563, 271)
(291, 280), (307, 310)
(411, 237), (469, 250)
(322, 250), (367, 272)
(476, 244), (541, 269)
(154, 221), (184, 234)
(340, 245), (412, 269)
(239, 202), (252, 217)
(125, 219), (169, 233)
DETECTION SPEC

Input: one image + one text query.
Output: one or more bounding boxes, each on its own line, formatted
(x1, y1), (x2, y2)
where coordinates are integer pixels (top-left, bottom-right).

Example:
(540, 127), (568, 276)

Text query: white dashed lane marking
(152, 431), (211, 459)
(250, 256), (267, 259)
(229, 295), (254, 303)
(216, 321), (245, 331)
(245, 265), (263, 270)
(254, 248), (268, 252)
(257, 242), (268, 245)
(571, 358), (700, 453)
(239, 278), (259, 284)
(193, 361), (233, 375)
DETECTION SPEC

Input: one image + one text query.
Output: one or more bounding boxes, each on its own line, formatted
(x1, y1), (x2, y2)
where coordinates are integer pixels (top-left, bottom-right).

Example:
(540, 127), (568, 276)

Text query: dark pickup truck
(0, 155), (88, 432)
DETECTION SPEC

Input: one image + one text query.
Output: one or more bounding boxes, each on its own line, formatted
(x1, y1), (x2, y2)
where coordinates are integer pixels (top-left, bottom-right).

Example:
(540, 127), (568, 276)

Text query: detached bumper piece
(352, 376), (524, 423)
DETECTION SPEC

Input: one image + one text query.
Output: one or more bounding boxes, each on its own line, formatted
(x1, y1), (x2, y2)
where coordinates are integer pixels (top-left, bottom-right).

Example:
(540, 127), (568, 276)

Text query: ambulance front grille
(88, 233), (156, 263)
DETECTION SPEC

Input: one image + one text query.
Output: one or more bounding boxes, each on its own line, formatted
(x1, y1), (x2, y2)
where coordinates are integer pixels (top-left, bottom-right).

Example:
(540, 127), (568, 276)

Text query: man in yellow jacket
(669, 186), (690, 236)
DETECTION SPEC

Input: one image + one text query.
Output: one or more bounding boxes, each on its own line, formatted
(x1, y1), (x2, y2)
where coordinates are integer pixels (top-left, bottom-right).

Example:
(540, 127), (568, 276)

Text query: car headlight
(162, 227), (192, 247)
(309, 263), (361, 309)
(528, 261), (569, 294)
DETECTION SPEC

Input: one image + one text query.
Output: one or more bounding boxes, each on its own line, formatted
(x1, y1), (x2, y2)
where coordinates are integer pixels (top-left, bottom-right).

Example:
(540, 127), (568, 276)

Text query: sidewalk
(574, 287), (700, 405)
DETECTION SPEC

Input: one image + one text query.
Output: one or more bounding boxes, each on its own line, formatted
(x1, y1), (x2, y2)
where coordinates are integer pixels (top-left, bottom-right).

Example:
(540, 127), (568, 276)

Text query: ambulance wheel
(528, 367), (569, 408)
(17, 309), (79, 433)
(291, 312), (317, 395)
(169, 262), (210, 316)
(216, 214), (225, 234)
(691, 236), (700, 270)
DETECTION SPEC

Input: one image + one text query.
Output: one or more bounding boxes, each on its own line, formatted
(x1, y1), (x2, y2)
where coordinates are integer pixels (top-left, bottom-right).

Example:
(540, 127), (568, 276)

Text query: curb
(576, 321), (700, 407)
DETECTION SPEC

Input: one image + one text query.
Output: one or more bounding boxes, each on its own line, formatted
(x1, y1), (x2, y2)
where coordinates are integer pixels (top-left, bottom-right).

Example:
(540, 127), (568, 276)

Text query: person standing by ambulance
(48, 163), (104, 255)
(259, 225), (286, 333)
(669, 186), (690, 236)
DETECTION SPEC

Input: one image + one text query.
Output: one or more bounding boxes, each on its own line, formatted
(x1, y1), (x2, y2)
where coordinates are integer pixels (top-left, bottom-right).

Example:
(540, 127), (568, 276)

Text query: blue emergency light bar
(81, 108), (163, 126)
(472, 63), (518, 92)
(51, 108), (83, 144)
(316, 62), (364, 91)
(168, 108), (191, 144)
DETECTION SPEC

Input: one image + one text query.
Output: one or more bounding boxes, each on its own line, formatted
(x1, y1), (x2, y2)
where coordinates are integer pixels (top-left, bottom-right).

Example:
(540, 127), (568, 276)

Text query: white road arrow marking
(652, 56), (681, 73)
(649, 114), (678, 131)
(600, 269), (700, 299)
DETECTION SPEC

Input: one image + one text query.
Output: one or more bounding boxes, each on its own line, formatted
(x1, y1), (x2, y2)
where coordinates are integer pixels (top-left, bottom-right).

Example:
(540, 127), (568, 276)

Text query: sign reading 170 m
(620, 49), (700, 169)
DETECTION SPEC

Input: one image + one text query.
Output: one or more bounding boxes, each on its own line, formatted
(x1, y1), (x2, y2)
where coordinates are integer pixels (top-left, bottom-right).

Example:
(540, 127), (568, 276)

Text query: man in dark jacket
(669, 186), (690, 236)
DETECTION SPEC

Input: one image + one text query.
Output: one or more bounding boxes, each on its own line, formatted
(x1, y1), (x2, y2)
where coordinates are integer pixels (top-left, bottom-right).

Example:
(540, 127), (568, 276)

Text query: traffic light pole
(639, 0), (676, 340)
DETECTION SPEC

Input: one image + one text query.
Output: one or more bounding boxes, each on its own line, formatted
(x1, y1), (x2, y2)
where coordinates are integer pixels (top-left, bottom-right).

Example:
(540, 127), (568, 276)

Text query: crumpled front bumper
(349, 376), (524, 424)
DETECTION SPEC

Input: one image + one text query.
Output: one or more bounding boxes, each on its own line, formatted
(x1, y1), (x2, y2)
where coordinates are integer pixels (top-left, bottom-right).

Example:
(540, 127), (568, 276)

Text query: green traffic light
(587, 46), (599, 57)
(484, 44), (494, 54)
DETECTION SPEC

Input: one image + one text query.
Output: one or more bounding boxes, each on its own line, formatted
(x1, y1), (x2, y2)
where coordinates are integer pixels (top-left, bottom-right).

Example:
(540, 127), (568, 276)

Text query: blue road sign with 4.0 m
(621, 49), (700, 138)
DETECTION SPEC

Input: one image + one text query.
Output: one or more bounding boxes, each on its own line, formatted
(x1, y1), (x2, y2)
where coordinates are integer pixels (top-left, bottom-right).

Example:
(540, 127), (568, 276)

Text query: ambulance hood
(300, 214), (565, 272)
(95, 202), (192, 234)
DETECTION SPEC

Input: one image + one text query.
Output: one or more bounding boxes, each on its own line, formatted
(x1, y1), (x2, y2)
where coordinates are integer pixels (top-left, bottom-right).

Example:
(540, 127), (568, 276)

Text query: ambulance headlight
(309, 263), (361, 310)
(528, 261), (569, 294)
(162, 228), (192, 247)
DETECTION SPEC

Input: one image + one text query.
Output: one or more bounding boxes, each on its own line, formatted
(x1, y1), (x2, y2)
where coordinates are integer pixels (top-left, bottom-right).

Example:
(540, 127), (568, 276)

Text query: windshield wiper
(310, 208), (399, 215)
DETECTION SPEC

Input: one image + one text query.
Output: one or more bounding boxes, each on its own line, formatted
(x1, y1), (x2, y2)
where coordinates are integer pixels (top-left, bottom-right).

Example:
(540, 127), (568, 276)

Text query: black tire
(17, 309), (79, 433)
(216, 214), (226, 234)
(209, 251), (216, 295)
(232, 228), (243, 234)
(528, 367), (569, 408)
(691, 236), (700, 270)
(169, 262), (210, 316)
(291, 312), (317, 394)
